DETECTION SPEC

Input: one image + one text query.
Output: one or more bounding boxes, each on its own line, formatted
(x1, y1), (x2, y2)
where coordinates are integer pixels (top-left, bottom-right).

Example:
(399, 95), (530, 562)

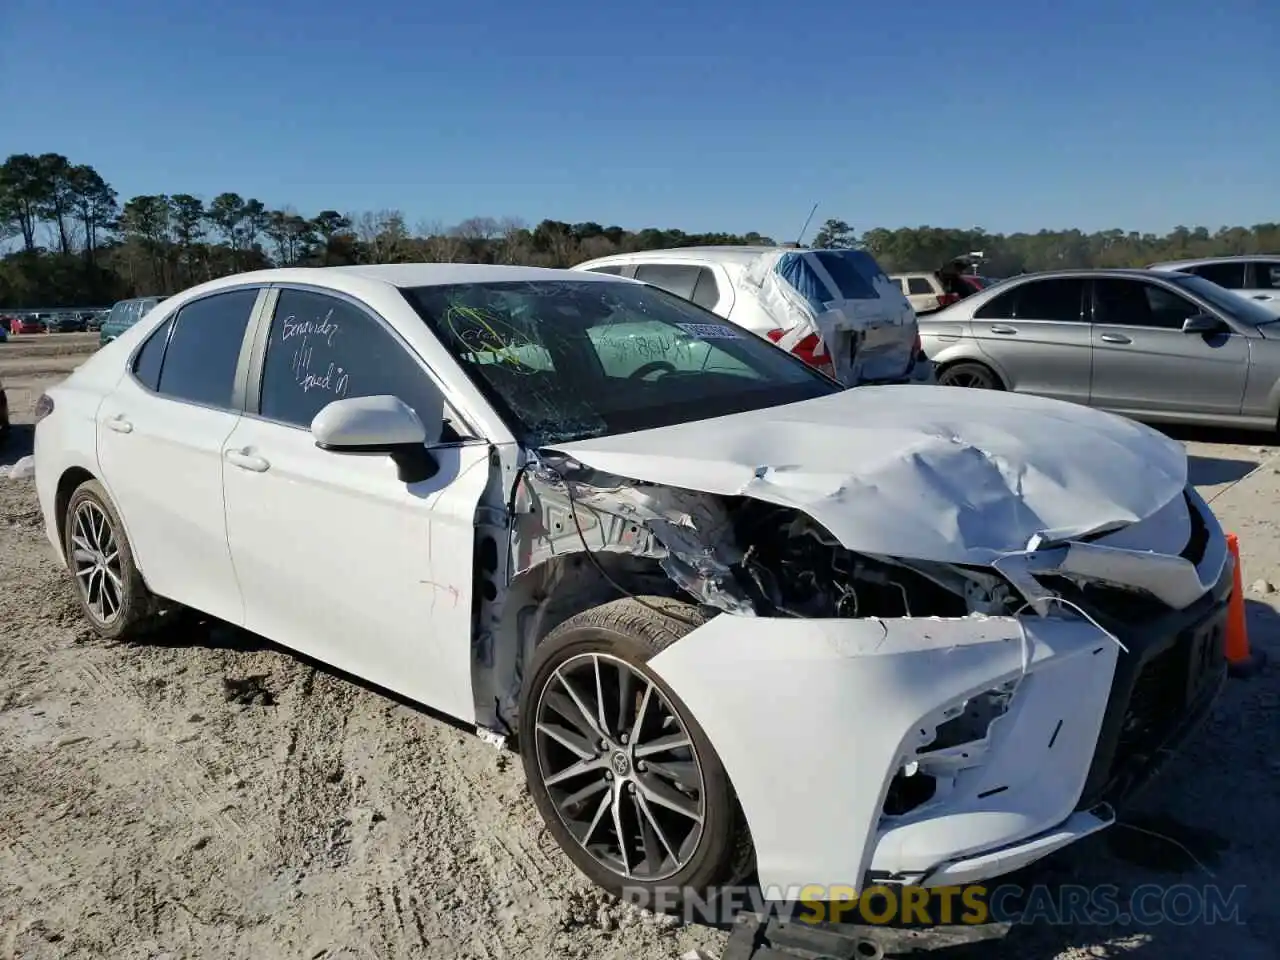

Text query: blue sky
(2, 0), (1275, 241)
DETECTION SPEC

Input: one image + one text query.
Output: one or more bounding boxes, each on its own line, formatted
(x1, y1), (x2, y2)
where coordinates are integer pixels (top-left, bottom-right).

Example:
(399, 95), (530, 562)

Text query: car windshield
(1165, 273), (1278, 326)
(402, 279), (841, 446)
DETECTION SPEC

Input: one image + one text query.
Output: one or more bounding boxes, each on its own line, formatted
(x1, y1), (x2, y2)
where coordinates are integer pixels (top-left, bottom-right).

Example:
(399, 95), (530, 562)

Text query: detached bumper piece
(721, 910), (1011, 960)
(1074, 561), (1231, 813)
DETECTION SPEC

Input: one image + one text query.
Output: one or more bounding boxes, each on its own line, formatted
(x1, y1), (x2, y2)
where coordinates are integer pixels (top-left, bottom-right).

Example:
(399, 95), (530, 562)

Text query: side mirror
(1182, 313), (1225, 335)
(311, 395), (440, 483)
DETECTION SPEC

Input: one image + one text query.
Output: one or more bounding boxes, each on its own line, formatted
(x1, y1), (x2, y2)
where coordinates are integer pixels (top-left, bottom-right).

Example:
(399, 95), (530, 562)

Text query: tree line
(2, 151), (1276, 308)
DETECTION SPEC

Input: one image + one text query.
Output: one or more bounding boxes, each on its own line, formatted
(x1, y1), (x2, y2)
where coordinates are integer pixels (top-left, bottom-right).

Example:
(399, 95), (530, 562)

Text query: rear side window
(907, 277), (934, 295)
(690, 268), (720, 309)
(812, 251), (880, 300)
(586, 265), (624, 275)
(975, 278), (1085, 322)
(1188, 262), (1246, 288)
(132, 317), (173, 391)
(634, 263), (702, 300)
(156, 289), (259, 408)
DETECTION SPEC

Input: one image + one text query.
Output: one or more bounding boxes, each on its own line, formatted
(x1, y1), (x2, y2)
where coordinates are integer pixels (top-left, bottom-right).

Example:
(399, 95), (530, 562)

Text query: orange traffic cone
(1225, 533), (1266, 678)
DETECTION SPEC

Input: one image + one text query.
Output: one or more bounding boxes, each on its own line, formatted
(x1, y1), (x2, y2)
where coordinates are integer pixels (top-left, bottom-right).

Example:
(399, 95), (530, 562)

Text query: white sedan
(33, 264), (1229, 903)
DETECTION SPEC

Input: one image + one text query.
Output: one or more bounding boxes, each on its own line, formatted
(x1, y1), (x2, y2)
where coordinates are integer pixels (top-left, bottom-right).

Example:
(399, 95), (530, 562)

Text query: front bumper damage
(639, 486), (1230, 895)
(511, 403), (1228, 898)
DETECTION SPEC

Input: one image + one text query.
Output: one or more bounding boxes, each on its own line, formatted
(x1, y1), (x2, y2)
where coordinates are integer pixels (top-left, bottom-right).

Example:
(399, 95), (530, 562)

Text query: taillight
(34, 393), (54, 422)
(767, 328), (834, 375)
(937, 293), (960, 308)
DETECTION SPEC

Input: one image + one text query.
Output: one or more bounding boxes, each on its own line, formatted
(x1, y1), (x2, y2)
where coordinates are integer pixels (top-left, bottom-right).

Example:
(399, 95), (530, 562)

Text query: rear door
(1088, 276), (1249, 416)
(969, 277), (1092, 404)
(96, 287), (264, 625)
(804, 250), (917, 383)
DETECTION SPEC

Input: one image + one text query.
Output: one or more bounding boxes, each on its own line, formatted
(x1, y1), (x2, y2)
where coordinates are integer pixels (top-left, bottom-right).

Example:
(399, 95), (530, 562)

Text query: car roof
(1148, 255), (1280, 269)
(577, 245), (829, 268)
(980, 268), (1185, 280)
(210, 263), (622, 290)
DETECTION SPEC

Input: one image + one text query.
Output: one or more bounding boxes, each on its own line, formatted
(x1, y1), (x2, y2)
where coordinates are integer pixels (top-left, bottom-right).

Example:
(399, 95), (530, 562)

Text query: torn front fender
(646, 612), (1119, 893)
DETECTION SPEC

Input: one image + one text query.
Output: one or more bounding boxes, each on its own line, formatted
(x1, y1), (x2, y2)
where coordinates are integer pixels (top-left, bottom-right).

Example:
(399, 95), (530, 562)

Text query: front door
(1088, 276), (1249, 417)
(220, 286), (490, 722)
(96, 288), (263, 624)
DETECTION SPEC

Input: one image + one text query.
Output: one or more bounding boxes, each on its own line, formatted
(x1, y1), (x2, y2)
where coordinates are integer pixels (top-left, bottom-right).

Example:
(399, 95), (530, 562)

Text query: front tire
(518, 596), (752, 903)
(63, 480), (162, 640)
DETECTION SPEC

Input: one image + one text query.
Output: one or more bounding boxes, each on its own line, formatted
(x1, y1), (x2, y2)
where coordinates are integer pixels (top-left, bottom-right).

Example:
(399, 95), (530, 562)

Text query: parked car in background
(12, 315), (45, 335)
(1147, 256), (1280, 318)
(99, 296), (167, 346)
(0, 314), (15, 333)
(48, 312), (88, 333)
(920, 267), (1280, 430)
(86, 310), (107, 332)
(33, 263), (1229, 910)
(572, 246), (933, 386)
(890, 271), (961, 314)
(0, 323), (8, 343)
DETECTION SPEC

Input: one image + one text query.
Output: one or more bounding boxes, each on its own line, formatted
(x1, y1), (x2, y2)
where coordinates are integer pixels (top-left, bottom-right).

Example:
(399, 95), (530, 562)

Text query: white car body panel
(31, 263), (1229, 903)
(97, 374), (247, 625)
(219, 415), (490, 722)
(647, 613), (1118, 891)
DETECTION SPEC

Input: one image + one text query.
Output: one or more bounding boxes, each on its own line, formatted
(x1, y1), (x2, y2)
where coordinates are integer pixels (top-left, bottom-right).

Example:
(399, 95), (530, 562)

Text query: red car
(12, 315), (45, 334)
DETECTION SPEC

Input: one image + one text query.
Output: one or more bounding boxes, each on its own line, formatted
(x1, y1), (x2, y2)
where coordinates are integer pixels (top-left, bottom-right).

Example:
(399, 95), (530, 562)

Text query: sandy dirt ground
(2, 334), (1278, 960)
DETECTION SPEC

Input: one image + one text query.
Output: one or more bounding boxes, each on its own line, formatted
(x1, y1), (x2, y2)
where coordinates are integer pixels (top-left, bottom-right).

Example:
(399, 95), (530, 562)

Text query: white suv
(572, 246), (934, 386)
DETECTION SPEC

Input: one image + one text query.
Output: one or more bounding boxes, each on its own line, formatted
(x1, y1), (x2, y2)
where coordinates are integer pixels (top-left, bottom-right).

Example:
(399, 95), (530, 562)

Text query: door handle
(988, 324), (1017, 335)
(1100, 333), (1132, 344)
(1252, 294), (1273, 301)
(105, 414), (133, 434)
(225, 448), (270, 472)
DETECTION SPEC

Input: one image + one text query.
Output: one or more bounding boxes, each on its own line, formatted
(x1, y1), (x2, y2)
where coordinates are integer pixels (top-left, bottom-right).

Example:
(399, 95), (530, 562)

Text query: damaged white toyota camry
(33, 264), (1230, 903)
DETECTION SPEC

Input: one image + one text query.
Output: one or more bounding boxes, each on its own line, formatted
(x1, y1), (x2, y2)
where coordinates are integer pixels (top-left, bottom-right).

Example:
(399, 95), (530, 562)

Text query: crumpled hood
(551, 385), (1188, 566)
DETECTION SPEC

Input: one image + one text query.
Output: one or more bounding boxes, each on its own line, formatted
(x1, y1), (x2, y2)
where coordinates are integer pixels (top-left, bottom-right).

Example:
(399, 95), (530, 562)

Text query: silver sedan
(919, 268), (1280, 431)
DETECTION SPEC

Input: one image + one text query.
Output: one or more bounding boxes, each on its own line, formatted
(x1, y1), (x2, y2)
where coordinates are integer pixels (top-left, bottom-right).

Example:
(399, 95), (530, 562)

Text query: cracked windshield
(402, 279), (839, 445)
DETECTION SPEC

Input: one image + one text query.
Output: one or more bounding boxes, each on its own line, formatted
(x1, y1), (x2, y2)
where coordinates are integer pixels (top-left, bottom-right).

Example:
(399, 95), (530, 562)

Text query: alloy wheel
(940, 367), (994, 388)
(533, 652), (706, 882)
(70, 501), (124, 626)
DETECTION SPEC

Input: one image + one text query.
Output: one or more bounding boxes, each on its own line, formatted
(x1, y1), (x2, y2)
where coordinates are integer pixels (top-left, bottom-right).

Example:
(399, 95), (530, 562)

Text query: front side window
(1188, 262), (1246, 288)
(1092, 279), (1198, 329)
(1251, 262), (1280, 290)
(156, 289), (259, 408)
(258, 288), (444, 431)
(401, 279), (838, 445)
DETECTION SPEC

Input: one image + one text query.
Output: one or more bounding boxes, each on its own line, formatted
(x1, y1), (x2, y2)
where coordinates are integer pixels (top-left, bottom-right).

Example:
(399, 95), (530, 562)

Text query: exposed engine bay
(733, 503), (999, 620)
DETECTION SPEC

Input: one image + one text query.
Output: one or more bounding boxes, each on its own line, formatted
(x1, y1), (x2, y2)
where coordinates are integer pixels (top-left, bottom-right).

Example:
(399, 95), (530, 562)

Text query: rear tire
(518, 596), (753, 905)
(937, 360), (1003, 389)
(63, 480), (164, 641)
